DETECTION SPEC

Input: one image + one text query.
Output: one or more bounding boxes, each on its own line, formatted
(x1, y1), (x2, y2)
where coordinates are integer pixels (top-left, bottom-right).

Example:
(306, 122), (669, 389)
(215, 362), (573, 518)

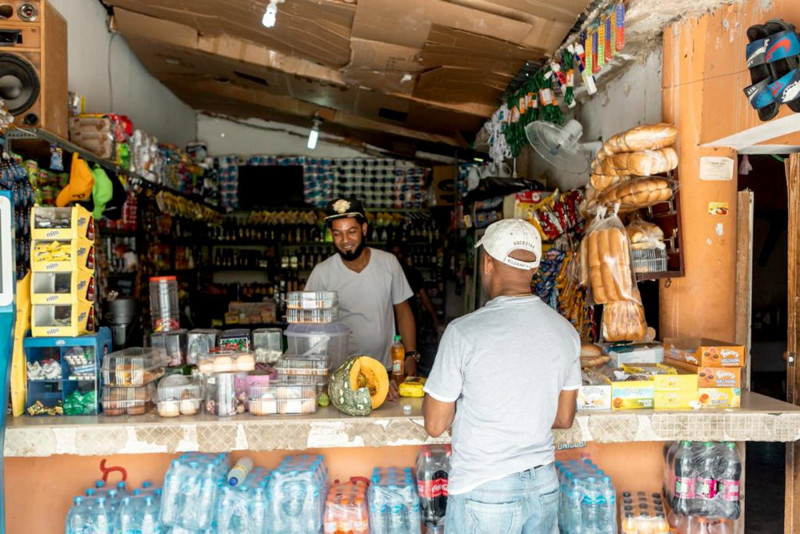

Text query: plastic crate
(631, 248), (668, 274)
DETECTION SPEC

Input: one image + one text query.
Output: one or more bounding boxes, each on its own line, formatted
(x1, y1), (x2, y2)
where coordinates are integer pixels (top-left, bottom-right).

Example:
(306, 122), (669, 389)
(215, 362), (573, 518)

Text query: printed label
(720, 479), (740, 501)
(696, 477), (718, 500)
(418, 480), (433, 499)
(392, 360), (402, 374)
(675, 476), (696, 498)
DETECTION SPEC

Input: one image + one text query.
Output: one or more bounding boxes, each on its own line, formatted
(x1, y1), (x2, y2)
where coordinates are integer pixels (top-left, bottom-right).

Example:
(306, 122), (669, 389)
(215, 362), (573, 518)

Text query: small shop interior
(1, 0), (800, 533)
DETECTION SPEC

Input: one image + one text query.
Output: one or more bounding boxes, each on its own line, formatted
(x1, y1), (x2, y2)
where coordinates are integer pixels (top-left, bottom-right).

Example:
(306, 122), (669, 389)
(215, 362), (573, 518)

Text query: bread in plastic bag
(599, 177), (673, 212)
(626, 212), (665, 250)
(590, 172), (631, 192)
(600, 123), (678, 156)
(592, 147), (678, 177)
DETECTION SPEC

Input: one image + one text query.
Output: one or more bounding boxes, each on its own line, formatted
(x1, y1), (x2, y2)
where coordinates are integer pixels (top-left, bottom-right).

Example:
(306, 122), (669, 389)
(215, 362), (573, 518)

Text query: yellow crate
(31, 236), (95, 274)
(31, 300), (95, 337)
(31, 270), (95, 305)
(31, 206), (94, 241)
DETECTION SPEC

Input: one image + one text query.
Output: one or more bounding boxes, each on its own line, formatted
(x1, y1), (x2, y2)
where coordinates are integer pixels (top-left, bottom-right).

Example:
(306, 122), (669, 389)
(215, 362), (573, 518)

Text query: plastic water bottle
(141, 495), (162, 533)
(66, 496), (87, 534)
(598, 476), (617, 533)
(251, 482), (269, 534)
(115, 495), (141, 533)
(227, 457), (254, 486)
(566, 475), (584, 534)
(581, 477), (600, 534)
(93, 496), (113, 533)
(160, 459), (184, 525)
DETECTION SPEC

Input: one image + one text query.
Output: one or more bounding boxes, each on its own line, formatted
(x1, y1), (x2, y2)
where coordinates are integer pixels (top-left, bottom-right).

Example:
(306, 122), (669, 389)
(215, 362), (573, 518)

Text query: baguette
(602, 300), (647, 341)
(600, 178), (672, 209)
(591, 173), (629, 192)
(587, 232), (607, 304)
(601, 123), (678, 155)
(579, 236), (589, 287)
(598, 230), (620, 301)
(608, 228), (633, 300)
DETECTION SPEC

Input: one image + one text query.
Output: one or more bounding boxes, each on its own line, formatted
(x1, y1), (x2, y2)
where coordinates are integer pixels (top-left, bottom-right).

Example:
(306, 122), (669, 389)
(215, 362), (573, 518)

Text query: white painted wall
(49, 0), (196, 146)
(197, 114), (371, 158)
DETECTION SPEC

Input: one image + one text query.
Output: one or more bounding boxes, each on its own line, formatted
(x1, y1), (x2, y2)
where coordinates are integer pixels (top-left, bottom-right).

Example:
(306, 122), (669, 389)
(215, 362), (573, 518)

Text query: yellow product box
(652, 372), (698, 392)
(30, 270), (95, 305)
(31, 206), (94, 241)
(665, 359), (742, 388)
(698, 388), (741, 409)
(577, 384), (612, 411)
(611, 381), (654, 410)
(31, 236), (95, 274)
(31, 300), (95, 338)
(654, 389), (700, 410)
(664, 337), (746, 368)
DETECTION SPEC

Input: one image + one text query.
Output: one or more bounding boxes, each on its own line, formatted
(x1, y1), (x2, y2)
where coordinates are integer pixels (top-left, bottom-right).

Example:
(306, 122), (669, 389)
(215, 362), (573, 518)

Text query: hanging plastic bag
(599, 176), (675, 212)
(626, 212), (665, 250)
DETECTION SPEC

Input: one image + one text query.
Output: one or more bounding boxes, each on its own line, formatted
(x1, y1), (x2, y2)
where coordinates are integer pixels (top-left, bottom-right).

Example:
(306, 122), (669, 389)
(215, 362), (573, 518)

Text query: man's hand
(388, 379), (400, 402)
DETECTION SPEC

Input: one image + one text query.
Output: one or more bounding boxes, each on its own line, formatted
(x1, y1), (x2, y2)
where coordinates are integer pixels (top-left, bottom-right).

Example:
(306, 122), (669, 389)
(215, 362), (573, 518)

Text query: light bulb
(307, 127), (319, 150)
(262, 2), (277, 28)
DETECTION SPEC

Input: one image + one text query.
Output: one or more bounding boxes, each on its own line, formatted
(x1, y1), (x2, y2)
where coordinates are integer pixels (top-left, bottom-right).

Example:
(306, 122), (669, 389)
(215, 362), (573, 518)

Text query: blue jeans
(445, 463), (559, 534)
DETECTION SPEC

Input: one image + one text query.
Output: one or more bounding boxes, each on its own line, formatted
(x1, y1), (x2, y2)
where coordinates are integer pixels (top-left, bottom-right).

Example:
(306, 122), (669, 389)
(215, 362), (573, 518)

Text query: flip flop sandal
(763, 19), (800, 112)
(744, 24), (780, 121)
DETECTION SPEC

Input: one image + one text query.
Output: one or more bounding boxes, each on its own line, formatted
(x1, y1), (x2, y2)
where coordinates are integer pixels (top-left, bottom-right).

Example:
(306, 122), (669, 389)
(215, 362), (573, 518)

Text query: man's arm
(418, 287), (443, 329)
(423, 394), (455, 437)
(552, 389), (578, 429)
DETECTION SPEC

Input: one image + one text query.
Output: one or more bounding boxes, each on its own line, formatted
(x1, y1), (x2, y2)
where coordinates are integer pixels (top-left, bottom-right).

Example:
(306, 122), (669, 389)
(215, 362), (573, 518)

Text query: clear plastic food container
(102, 383), (156, 416)
(252, 328), (283, 365)
(249, 380), (318, 415)
(197, 351), (256, 374)
(186, 329), (220, 365)
(286, 307), (338, 324)
(285, 322), (350, 369)
(204, 373), (247, 417)
(101, 348), (168, 387)
(150, 329), (188, 367)
(218, 329), (251, 352)
(156, 375), (202, 417)
(286, 291), (338, 310)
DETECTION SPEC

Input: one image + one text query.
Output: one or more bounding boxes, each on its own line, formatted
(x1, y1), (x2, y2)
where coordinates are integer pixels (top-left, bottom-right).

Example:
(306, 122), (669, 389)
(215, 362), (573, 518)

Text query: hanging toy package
(49, 145), (64, 172)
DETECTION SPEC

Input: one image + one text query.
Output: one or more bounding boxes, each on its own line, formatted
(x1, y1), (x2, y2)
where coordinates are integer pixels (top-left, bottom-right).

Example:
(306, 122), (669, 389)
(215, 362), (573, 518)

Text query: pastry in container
(286, 291), (338, 310)
(286, 307), (338, 324)
(186, 329), (220, 365)
(249, 380), (317, 415)
(101, 348), (168, 388)
(102, 383), (156, 416)
(197, 350), (256, 374)
(204, 372), (247, 417)
(275, 354), (330, 391)
(150, 329), (188, 367)
(252, 328), (283, 365)
(156, 375), (202, 417)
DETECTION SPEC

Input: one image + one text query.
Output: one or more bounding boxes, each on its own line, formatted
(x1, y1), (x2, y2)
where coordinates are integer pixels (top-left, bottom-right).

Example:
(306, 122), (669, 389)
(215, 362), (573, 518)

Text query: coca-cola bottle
(716, 442), (741, 520)
(417, 446), (437, 525)
(696, 442), (719, 517)
(673, 441), (698, 515)
(432, 447), (450, 522)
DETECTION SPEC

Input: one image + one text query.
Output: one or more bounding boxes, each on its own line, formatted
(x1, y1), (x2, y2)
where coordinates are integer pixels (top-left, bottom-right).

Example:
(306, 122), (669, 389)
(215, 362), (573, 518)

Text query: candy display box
(31, 269), (95, 305)
(31, 205), (94, 241)
(31, 236), (95, 274)
(664, 337), (746, 368)
(31, 300), (95, 337)
(23, 327), (111, 416)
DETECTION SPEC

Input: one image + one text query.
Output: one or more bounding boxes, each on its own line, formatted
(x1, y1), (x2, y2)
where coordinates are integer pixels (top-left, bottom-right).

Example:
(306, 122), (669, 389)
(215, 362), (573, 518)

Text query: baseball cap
(90, 166), (113, 219)
(474, 218), (541, 270)
(324, 198), (367, 223)
(56, 153), (95, 207)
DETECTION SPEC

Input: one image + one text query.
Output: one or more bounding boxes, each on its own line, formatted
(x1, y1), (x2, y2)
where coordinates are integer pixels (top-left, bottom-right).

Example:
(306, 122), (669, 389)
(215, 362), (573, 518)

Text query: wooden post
(785, 154), (800, 533)
(735, 191), (754, 390)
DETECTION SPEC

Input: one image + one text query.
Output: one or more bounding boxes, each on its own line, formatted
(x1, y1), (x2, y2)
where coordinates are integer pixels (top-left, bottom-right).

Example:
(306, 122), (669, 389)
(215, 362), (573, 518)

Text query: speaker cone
(0, 54), (39, 115)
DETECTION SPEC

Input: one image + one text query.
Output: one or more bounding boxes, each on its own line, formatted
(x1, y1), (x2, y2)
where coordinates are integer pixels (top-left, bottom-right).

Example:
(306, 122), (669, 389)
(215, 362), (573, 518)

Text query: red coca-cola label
(675, 476), (696, 498)
(720, 479), (740, 501)
(696, 477), (718, 500)
(418, 480), (433, 499)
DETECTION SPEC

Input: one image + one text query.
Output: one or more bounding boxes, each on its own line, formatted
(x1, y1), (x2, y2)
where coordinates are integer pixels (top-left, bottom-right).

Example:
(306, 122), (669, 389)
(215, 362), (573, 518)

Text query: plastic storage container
(275, 354), (330, 389)
(286, 291), (338, 310)
(252, 328), (283, 365)
(249, 380), (318, 415)
(218, 329), (251, 352)
(101, 348), (168, 387)
(284, 322), (349, 369)
(149, 276), (179, 331)
(150, 329), (188, 367)
(197, 351), (255, 374)
(156, 375), (202, 417)
(186, 329), (220, 365)
(101, 383), (156, 416)
(286, 307), (338, 324)
(204, 373), (247, 416)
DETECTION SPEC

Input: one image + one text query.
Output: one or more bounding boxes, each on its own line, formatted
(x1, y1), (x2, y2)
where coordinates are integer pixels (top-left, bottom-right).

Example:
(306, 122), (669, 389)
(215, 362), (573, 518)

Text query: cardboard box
(698, 388), (741, 409)
(664, 338), (746, 368)
(664, 359), (742, 388)
(577, 385), (612, 411)
(31, 206), (94, 241)
(606, 343), (664, 366)
(31, 236), (95, 274)
(653, 371), (699, 410)
(31, 270), (95, 305)
(611, 381), (654, 410)
(31, 300), (95, 338)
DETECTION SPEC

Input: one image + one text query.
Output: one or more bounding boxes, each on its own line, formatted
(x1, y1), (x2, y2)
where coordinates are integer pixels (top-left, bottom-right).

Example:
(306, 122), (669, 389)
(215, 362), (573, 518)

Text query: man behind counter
(305, 198), (420, 382)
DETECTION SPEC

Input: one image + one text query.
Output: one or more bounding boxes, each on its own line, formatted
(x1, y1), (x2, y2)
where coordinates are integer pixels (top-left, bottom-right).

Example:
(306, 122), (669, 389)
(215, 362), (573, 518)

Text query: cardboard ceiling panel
(109, 0), (591, 155)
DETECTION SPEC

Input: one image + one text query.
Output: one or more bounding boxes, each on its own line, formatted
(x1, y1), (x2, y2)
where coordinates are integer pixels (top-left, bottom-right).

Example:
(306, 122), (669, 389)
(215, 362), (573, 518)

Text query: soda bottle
(417, 446), (436, 525)
(716, 442), (741, 520)
(664, 441), (680, 503)
(390, 335), (405, 382)
(696, 442), (719, 517)
(672, 441), (697, 515)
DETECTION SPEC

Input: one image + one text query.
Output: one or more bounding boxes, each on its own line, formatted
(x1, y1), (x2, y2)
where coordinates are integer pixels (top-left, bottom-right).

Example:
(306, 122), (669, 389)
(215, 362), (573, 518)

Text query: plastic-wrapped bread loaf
(587, 230), (607, 304)
(602, 300), (647, 341)
(593, 148), (678, 177)
(587, 227), (634, 304)
(599, 177), (672, 209)
(590, 173), (630, 192)
(601, 123), (678, 155)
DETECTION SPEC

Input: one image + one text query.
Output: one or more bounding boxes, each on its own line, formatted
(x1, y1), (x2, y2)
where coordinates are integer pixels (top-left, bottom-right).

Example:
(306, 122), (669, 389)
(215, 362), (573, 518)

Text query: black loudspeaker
(0, 53), (39, 121)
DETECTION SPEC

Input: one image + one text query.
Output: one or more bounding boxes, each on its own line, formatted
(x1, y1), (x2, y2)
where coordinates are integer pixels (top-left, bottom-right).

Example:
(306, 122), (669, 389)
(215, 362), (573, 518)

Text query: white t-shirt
(305, 248), (413, 367)
(424, 294), (581, 495)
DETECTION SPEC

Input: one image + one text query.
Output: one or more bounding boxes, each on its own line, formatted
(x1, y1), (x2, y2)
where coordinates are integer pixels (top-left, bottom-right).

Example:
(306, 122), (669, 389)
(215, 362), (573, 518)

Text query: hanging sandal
(744, 24), (780, 121)
(763, 19), (800, 112)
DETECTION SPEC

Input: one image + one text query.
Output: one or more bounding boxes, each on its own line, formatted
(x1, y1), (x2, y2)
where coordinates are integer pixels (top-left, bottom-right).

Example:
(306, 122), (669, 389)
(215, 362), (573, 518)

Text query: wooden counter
(5, 392), (800, 457)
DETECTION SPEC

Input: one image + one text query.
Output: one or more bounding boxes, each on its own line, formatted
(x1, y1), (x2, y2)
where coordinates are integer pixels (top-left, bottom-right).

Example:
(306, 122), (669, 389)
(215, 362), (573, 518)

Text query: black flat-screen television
(237, 165), (306, 209)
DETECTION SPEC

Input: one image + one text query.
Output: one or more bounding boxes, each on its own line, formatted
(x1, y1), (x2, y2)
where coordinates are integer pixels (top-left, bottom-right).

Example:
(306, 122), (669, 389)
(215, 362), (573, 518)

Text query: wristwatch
(406, 351), (421, 363)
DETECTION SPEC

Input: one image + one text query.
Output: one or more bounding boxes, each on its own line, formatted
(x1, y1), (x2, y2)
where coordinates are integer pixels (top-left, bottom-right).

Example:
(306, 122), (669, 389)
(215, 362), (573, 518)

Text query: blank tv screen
(237, 165), (306, 209)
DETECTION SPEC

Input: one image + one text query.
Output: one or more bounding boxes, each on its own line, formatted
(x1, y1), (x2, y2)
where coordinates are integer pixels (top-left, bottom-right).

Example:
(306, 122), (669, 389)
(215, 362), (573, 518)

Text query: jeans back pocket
(465, 498), (523, 534)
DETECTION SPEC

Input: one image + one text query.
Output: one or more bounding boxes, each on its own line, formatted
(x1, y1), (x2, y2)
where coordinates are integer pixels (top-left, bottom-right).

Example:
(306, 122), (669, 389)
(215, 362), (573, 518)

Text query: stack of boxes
(30, 206), (96, 337)
(663, 338), (744, 409)
(69, 116), (118, 159)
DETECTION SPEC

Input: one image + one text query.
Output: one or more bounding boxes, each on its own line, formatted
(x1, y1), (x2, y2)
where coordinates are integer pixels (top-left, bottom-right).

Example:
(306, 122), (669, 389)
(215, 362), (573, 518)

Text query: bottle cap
(394, 335), (402, 342)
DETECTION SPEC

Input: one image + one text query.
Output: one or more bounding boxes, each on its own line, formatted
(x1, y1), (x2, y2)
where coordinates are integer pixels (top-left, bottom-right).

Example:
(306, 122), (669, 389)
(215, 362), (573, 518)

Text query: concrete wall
(49, 0), (196, 146)
(197, 115), (370, 158)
